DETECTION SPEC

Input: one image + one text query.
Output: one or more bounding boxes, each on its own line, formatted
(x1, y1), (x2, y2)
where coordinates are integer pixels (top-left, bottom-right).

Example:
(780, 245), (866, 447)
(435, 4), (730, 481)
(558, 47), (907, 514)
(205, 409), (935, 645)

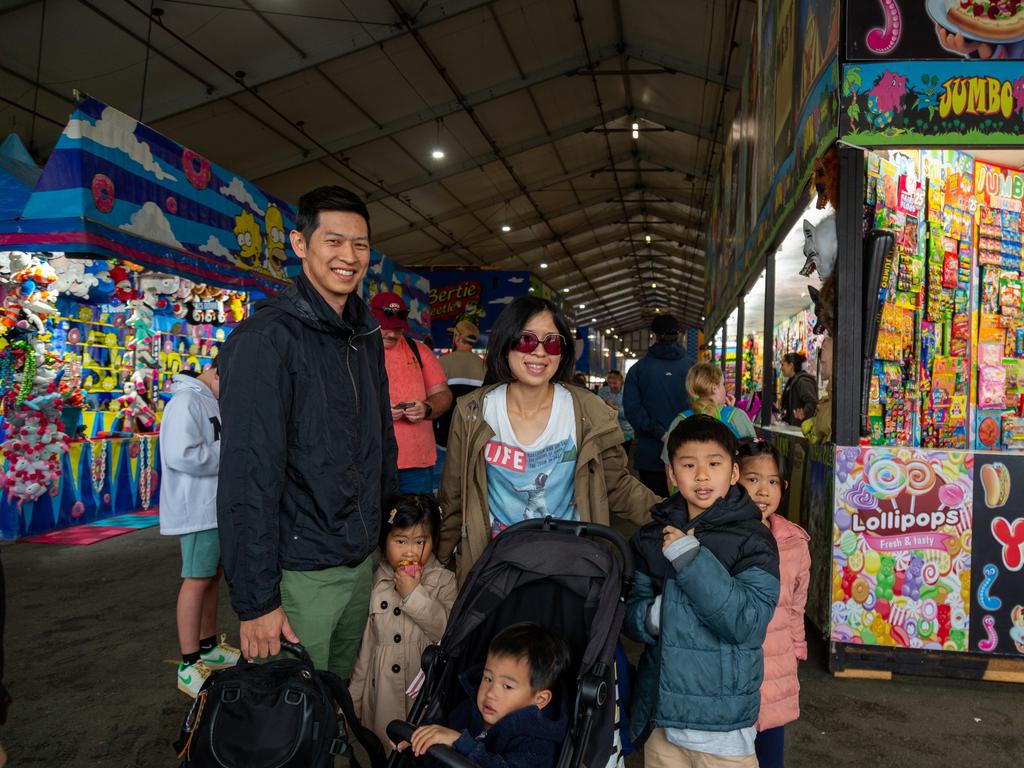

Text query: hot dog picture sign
(971, 455), (1024, 655)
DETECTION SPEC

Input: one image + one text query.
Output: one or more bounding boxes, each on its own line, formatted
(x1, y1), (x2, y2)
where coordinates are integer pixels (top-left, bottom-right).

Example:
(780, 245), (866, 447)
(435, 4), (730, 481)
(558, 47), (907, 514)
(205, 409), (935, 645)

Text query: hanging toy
(0, 250), (82, 502)
(108, 265), (136, 303)
(116, 372), (156, 432)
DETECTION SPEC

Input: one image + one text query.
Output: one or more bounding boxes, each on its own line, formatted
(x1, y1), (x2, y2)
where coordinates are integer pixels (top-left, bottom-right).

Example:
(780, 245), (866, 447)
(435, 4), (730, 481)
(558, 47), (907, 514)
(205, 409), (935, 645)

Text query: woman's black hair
(484, 296), (576, 385)
(782, 351), (807, 370)
(736, 437), (786, 477)
(380, 493), (441, 550)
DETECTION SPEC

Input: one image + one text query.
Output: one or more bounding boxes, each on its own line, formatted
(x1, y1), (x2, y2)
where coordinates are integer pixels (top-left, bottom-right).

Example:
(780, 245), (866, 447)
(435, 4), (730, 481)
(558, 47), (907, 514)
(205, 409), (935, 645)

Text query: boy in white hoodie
(159, 361), (239, 697)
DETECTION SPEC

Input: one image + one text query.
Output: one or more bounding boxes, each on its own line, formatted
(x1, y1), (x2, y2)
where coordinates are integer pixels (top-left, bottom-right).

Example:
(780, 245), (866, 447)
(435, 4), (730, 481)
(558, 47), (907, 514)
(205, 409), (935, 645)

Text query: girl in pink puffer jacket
(737, 439), (810, 768)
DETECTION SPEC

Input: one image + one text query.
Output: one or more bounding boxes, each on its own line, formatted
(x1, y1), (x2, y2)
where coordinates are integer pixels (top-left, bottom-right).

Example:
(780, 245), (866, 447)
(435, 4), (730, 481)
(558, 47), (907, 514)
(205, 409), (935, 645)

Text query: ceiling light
(631, 121), (639, 140)
(591, 318), (597, 323)
(562, 288), (570, 293)
(655, 308), (661, 313)
(605, 328), (612, 334)
(501, 224), (512, 233)
(644, 233), (651, 244)
(431, 148), (445, 160)
(579, 304), (586, 309)
(651, 282), (657, 289)
(539, 262), (548, 269)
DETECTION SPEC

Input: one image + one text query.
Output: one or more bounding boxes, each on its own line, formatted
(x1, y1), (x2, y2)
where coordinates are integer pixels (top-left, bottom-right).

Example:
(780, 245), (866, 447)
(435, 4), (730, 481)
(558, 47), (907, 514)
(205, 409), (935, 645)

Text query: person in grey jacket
(623, 314), (691, 496)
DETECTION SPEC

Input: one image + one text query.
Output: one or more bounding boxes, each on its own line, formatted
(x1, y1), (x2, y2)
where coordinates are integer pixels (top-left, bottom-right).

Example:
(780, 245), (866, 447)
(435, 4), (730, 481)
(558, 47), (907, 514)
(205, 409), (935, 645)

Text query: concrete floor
(2, 526), (1022, 767)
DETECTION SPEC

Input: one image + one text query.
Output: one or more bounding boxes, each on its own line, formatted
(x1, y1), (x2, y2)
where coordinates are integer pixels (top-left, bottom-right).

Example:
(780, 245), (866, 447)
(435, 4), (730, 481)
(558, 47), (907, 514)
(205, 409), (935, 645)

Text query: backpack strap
(719, 406), (743, 438)
(320, 670), (388, 768)
(405, 336), (424, 369)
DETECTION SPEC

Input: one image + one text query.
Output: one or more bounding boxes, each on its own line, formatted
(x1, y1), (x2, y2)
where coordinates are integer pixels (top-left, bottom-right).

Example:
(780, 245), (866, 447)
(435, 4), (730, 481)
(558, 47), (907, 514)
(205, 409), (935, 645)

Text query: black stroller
(387, 517), (634, 768)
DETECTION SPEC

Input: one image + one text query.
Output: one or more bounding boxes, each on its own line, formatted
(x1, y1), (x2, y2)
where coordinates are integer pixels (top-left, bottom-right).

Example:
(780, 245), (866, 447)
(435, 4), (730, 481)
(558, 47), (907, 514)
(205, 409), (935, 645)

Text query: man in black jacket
(217, 186), (399, 677)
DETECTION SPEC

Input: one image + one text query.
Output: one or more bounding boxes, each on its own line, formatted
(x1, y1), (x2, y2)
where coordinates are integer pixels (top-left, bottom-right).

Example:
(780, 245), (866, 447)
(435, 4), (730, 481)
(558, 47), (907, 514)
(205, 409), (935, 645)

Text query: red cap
(369, 291), (409, 330)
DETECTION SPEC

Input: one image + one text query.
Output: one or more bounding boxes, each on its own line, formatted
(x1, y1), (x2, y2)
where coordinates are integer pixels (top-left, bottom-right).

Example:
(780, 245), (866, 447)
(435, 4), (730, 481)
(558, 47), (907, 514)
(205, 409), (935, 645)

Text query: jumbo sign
(938, 76), (1019, 120)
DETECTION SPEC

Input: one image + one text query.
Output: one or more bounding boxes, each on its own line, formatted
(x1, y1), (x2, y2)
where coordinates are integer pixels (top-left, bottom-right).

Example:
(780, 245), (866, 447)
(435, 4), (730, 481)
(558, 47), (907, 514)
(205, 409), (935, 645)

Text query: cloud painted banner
(0, 97), (299, 294)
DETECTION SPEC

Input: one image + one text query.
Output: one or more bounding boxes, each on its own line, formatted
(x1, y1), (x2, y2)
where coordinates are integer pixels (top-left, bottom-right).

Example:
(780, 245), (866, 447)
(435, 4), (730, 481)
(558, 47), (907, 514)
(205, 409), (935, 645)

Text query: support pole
(834, 146), (866, 445)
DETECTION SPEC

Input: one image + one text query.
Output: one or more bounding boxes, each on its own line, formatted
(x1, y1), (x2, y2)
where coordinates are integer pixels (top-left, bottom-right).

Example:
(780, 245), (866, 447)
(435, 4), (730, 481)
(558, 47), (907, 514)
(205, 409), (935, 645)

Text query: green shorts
(179, 529), (221, 578)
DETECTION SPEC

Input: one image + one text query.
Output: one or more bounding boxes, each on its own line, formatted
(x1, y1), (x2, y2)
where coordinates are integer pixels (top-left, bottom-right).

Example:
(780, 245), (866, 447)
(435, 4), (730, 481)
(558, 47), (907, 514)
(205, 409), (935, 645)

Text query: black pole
(835, 145), (866, 445)
(720, 326), (727, 373)
(761, 253), (776, 427)
(735, 297), (745, 404)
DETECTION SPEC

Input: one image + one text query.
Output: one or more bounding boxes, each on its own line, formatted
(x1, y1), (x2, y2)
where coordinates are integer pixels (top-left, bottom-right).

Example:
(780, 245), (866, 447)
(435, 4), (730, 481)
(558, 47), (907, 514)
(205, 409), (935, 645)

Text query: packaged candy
(979, 341), (1004, 367)
(981, 266), (1001, 314)
(1000, 276), (1022, 316)
(942, 245), (959, 289)
(978, 365), (1007, 410)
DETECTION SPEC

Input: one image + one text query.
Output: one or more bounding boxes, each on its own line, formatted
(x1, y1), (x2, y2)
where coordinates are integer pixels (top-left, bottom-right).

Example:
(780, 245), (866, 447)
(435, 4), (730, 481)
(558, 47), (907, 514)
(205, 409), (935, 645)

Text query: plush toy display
(0, 252), (83, 502)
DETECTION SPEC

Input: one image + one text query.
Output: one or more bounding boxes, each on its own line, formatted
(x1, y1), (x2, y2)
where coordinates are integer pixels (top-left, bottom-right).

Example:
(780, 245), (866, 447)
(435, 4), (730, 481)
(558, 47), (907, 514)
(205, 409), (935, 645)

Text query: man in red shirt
(370, 292), (452, 493)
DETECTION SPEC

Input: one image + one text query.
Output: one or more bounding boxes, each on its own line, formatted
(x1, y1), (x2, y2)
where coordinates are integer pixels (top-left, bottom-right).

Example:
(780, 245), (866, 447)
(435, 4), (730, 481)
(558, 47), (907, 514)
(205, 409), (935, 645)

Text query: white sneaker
(200, 635), (241, 670)
(177, 660), (212, 698)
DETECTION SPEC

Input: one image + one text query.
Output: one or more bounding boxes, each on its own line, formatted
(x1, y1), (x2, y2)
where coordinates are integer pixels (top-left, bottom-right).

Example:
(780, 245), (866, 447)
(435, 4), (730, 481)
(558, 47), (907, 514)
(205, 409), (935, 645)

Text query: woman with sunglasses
(437, 296), (659, 583)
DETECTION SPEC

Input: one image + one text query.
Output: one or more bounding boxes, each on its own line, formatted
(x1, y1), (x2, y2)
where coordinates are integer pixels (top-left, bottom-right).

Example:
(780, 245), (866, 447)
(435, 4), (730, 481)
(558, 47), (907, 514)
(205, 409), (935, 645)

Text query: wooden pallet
(830, 641), (1024, 684)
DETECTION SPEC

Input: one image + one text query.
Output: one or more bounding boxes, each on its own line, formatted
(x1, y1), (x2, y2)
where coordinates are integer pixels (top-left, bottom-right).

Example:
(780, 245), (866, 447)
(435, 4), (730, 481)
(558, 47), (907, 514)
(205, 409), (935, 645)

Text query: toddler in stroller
(387, 518), (634, 768)
(403, 623), (570, 768)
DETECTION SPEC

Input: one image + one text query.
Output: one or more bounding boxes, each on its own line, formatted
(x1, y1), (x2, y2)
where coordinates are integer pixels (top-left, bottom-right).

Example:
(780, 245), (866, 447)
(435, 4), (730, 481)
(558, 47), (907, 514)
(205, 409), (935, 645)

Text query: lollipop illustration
(904, 458), (936, 517)
(865, 456), (907, 511)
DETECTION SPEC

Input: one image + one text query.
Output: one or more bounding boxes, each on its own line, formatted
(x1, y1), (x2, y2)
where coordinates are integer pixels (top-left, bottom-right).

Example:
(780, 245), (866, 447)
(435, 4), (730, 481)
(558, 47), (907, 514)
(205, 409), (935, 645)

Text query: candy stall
(704, 0), (1024, 678)
(0, 97), (298, 539)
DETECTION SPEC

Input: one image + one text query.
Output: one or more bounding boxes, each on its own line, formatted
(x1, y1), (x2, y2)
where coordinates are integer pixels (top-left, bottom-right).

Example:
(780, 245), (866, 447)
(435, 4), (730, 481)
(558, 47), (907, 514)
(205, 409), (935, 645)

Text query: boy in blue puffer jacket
(625, 414), (779, 768)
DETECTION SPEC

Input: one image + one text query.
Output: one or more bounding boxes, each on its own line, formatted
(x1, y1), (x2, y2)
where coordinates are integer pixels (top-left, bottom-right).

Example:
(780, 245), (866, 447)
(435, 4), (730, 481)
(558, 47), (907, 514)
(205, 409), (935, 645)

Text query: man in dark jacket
(623, 313), (691, 496)
(217, 185), (398, 677)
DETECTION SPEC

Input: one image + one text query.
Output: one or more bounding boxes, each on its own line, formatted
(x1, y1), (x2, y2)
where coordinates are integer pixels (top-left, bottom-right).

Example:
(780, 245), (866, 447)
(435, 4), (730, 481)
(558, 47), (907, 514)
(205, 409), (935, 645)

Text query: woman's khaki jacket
(437, 383), (660, 583)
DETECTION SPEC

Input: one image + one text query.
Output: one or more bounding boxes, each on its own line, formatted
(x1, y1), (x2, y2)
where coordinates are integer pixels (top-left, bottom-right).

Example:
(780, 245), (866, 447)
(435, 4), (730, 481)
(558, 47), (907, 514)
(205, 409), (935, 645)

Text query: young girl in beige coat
(350, 495), (458, 751)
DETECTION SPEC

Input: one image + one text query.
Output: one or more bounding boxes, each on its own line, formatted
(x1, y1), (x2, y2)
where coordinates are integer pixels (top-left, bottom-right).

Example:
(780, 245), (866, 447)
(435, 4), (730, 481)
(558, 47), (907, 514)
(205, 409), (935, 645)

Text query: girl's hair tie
(387, 508), (397, 525)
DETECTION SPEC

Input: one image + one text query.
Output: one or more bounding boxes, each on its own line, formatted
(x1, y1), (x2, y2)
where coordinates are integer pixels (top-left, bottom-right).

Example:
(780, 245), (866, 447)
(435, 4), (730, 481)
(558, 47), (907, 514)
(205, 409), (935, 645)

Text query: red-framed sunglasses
(514, 331), (565, 356)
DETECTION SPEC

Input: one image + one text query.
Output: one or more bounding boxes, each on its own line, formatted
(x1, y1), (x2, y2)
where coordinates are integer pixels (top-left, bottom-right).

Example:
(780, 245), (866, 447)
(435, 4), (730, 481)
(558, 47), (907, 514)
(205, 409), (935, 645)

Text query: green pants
(280, 556), (373, 678)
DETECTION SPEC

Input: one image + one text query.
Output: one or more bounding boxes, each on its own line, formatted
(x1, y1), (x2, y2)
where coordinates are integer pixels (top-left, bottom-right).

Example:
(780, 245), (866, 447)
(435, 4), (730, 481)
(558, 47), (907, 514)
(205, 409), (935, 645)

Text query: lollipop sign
(831, 446), (973, 652)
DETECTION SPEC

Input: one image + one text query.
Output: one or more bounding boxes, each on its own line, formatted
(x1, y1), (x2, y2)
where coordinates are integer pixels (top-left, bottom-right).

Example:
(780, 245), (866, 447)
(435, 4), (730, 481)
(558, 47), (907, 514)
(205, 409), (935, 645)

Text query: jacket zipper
(344, 335), (369, 544)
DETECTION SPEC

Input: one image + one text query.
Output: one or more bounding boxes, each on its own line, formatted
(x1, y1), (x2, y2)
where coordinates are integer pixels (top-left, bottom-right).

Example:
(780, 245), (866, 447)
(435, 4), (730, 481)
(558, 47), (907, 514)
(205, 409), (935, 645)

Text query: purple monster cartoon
(1013, 76), (1024, 117)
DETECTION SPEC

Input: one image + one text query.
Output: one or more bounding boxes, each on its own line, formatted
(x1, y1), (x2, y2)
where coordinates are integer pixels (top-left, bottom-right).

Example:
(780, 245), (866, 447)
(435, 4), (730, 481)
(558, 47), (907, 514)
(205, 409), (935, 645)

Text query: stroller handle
(504, 517), (634, 584)
(387, 720), (478, 768)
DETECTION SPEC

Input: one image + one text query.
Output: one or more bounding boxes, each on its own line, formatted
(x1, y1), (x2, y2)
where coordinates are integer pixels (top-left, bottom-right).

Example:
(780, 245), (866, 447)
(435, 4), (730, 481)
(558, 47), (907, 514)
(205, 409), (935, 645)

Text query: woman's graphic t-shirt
(482, 384), (578, 535)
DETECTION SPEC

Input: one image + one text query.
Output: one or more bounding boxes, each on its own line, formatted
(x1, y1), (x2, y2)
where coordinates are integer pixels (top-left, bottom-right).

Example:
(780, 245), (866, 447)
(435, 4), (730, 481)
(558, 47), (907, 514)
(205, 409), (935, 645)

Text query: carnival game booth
(0, 97), (299, 540)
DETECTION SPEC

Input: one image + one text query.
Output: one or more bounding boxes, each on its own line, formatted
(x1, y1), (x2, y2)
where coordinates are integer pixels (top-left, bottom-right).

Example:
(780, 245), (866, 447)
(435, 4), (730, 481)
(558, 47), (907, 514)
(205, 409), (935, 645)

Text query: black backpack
(174, 642), (386, 768)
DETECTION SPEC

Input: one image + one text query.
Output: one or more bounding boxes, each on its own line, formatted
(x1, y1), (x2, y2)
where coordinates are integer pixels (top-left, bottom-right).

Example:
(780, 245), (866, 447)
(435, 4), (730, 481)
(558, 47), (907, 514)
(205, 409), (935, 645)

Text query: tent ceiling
(0, 0), (755, 334)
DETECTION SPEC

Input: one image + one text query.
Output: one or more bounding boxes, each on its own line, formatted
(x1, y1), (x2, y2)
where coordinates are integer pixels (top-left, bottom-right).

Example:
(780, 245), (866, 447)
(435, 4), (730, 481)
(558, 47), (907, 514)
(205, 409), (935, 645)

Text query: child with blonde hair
(661, 362), (756, 464)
